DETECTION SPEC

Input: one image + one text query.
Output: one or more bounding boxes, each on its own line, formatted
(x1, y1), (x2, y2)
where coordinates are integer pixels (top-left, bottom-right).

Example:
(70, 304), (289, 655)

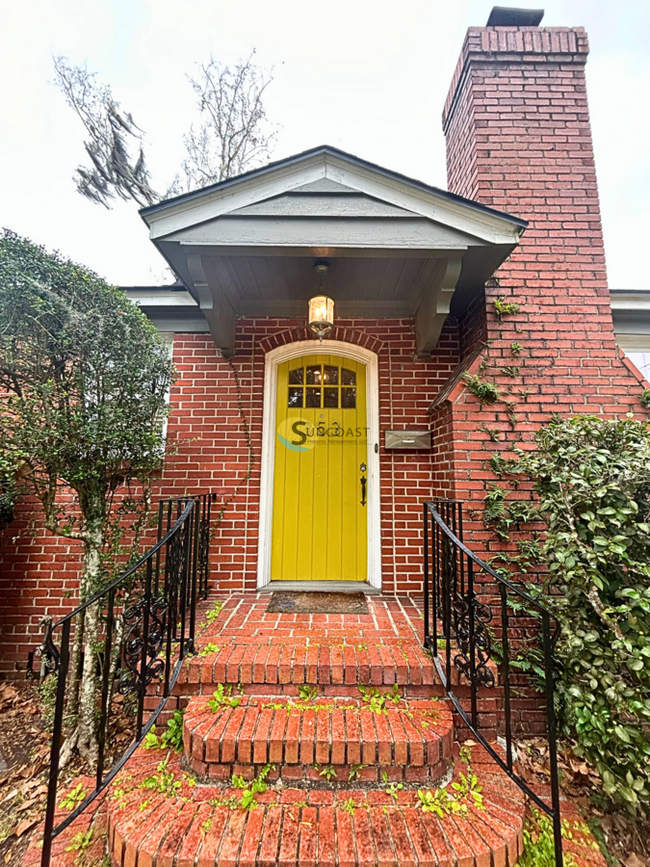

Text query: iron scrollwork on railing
(118, 596), (168, 697)
(38, 491), (216, 867)
(39, 615), (61, 676)
(423, 498), (564, 866)
(452, 592), (495, 688)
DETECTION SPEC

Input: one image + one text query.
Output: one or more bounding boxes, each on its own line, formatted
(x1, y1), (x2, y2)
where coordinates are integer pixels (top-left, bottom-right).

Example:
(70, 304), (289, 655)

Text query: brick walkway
(202, 594), (426, 642)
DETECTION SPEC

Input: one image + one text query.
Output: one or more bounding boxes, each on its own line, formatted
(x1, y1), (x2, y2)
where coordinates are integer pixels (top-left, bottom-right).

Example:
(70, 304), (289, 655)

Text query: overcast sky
(1, 0), (648, 289)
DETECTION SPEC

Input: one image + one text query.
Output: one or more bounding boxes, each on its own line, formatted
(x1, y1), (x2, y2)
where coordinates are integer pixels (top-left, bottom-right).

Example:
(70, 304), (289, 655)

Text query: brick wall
(0, 317), (460, 677)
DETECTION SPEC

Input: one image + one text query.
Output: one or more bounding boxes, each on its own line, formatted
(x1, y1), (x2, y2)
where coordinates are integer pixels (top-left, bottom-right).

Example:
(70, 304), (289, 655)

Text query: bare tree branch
(172, 51), (278, 194)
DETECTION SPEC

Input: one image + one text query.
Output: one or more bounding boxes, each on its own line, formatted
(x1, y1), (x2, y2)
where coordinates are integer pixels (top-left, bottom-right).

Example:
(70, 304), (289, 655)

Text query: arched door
(271, 353), (368, 582)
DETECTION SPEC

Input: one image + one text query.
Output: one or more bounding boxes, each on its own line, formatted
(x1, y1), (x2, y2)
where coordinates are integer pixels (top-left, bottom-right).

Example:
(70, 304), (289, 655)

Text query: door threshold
(259, 581), (381, 595)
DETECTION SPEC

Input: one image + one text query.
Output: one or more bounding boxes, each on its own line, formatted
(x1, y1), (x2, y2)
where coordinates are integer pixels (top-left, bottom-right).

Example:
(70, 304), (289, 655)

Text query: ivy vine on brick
(461, 372), (501, 405)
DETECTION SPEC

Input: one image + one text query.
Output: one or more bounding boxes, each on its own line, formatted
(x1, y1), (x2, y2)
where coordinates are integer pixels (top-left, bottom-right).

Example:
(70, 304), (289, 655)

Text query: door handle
(360, 474), (367, 507)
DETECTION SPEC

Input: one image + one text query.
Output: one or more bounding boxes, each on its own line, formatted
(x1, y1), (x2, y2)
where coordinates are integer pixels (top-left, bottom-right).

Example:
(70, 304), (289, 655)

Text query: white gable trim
(144, 152), (523, 247)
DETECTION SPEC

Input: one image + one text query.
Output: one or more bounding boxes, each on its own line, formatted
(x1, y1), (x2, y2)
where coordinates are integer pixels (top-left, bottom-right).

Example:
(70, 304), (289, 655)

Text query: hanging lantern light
(308, 262), (334, 341)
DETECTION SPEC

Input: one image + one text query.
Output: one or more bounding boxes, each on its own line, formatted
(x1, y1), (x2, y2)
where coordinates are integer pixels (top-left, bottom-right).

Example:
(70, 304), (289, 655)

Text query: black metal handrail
(423, 499), (564, 866)
(39, 492), (215, 867)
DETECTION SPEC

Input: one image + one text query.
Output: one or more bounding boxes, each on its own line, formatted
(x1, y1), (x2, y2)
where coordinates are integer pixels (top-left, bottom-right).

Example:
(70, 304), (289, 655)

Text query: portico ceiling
(140, 146), (527, 357)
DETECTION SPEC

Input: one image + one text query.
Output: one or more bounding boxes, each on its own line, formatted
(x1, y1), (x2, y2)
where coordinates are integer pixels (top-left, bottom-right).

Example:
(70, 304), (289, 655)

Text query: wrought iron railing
(39, 492), (215, 867)
(423, 498), (564, 866)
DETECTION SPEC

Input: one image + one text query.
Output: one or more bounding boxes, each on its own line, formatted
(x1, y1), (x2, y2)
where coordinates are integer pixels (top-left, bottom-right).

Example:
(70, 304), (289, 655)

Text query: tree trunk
(76, 519), (103, 766)
(60, 506), (105, 770)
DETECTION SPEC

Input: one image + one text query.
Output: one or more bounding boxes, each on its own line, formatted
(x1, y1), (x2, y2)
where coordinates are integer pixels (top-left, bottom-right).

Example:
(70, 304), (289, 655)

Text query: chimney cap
(486, 6), (544, 26)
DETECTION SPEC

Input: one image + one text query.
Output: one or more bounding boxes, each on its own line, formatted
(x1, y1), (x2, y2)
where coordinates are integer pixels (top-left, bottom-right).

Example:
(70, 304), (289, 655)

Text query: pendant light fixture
(308, 261), (334, 342)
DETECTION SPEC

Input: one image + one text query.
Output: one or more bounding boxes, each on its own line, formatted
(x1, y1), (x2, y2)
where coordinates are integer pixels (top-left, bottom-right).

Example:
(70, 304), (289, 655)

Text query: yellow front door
(271, 354), (368, 582)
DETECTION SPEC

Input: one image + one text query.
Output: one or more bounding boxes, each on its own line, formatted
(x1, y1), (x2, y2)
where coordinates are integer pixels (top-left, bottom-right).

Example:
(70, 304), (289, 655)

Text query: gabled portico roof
(141, 145), (526, 356)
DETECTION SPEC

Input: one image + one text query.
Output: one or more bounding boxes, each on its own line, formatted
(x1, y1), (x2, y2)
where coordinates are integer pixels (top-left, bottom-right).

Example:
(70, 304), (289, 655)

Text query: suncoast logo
(277, 419), (369, 452)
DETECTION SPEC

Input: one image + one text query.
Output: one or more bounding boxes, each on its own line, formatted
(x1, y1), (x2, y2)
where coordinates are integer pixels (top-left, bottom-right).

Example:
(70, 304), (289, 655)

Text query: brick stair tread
(173, 641), (493, 695)
(107, 745), (527, 867)
(178, 639), (439, 690)
(183, 695), (454, 784)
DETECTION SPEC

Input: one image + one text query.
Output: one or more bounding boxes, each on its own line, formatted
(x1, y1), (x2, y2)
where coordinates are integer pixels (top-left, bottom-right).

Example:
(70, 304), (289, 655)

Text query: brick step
(171, 639), (482, 694)
(183, 694), (454, 786)
(106, 744), (527, 867)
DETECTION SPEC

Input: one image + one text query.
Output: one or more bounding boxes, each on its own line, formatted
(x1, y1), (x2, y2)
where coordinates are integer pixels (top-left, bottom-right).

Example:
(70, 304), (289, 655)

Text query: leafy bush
(522, 415), (650, 814)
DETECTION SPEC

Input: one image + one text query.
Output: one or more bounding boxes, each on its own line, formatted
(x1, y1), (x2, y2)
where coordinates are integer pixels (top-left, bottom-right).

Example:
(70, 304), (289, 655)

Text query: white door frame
(257, 339), (381, 590)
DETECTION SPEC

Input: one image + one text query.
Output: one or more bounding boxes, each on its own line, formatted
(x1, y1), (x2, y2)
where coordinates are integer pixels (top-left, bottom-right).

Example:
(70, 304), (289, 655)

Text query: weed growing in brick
(65, 828), (93, 856)
(494, 297), (521, 319)
(140, 758), (182, 798)
(417, 771), (483, 818)
(298, 684), (318, 701)
(503, 365), (521, 378)
(340, 798), (356, 815)
(59, 783), (87, 811)
(487, 454), (519, 478)
(316, 764), (337, 781)
(483, 485), (506, 525)
(205, 601), (224, 624)
(385, 782), (403, 803)
(230, 764), (275, 811)
(143, 709), (185, 753)
(640, 389), (650, 409)
(510, 341), (523, 356)
(358, 684), (402, 713)
(348, 764), (366, 781)
(479, 423), (502, 442)
(208, 684), (241, 712)
(196, 642), (220, 657)
(418, 745), (483, 818)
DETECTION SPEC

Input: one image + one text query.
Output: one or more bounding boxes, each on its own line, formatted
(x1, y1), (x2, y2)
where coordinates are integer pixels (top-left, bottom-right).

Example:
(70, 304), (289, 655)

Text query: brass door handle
(360, 475), (367, 507)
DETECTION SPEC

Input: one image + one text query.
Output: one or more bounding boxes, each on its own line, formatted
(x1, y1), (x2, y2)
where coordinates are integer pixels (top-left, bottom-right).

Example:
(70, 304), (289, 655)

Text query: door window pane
(341, 368), (356, 386)
(288, 387), (303, 408)
(323, 365), (339, 385)
(324, 387), (338, 408)
(306, 365), (321, 385)
(288, 367), (304, 385)
(306, 387), (321, 407)
(341, 387), (356, 408)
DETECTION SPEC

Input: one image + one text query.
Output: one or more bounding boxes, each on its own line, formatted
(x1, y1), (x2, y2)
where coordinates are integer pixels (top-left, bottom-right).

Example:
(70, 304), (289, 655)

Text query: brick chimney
(438, 9), (646, 533)
(443, 12), (609, 304)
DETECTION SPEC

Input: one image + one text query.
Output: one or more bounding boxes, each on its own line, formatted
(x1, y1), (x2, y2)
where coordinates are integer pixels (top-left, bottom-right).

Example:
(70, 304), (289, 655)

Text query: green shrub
(521, 415), (650, 815)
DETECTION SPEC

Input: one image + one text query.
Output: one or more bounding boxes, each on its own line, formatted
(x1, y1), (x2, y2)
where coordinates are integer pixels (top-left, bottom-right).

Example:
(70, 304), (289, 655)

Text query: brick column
(440, 23), (646, 535)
